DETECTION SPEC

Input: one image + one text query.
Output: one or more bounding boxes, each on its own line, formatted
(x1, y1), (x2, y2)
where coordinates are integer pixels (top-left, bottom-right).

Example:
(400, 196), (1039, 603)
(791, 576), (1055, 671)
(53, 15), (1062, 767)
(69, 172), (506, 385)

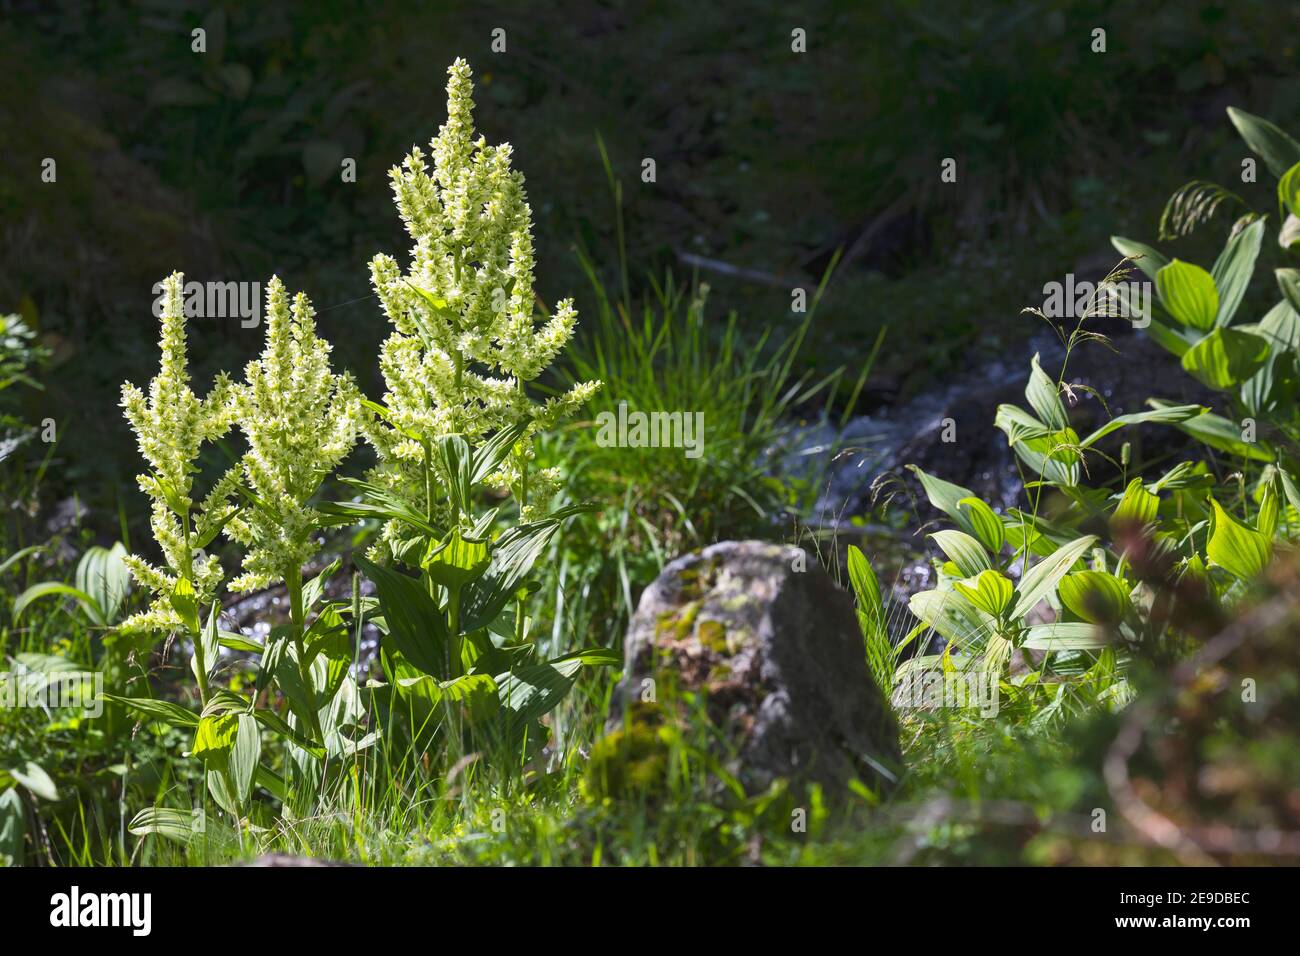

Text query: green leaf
(1111, 236), (1170, 281)
(907, 465), (978, 535)
(461, 515), (578, 633)
(128, 807), (208, 845)
(995, 405), (1081, 486)
(423, 528), (491, 591)
(1021, 622), (1109, 651)
(1257, 297), (1300, 353)
(1280, 468), (1300, 516)
(0, 788), (25, 865)
(1156, 259), (1219, 331)
(353, 555), (451, 678)
(1257, 481), (1280, 538)
(1211, 218), (1265, 327)
(392, 672), (499, 724)
(301, 558), (341, 612)
(9, 761), (58, 801)
(251, 708), (325, 759)
(1206, 498), (1272, 580)
(1111, 477), (1160, 526)
(1079, 403), (1207, 448)
(1058, 571), (1132, 624)
(194, 604), (220, 686)
(0, 545), (43, 578)
(318, 475), (441, 537)
(953, 569), (1014, 618)
(103, 694), (200, 729)
(169, 577), (201, 634)
(1277, 269), (1300, 317)
(846, 545), (884, 624)
(470, 421), (530, 485)
(1011, 535), (1098, 621)
(1145, 317), (1196, 358)
(1280, 214), (1300, 251)
(929, 530), (991, 578)
(229, 714), (261, 808)
(907, 588), (996, 651)
(191, 713), (240, 762)
(958, 497), (1005, 554)
(75, 542), (130, 625)
(436, 434), (473, 515)
(1228, 107), (1300, 179)
(1278, 162), (1300, 220)
(11, 582), (101, 624)
(494, 657), (591, 739)
(1026, 353), (1068, 431)
(1148, 400), (1273, 461)
(1180, 327), (1270, 390)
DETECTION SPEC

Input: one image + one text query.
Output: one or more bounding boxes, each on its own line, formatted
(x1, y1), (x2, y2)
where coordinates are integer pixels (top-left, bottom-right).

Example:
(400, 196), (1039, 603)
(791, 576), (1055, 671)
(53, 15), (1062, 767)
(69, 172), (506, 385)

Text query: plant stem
(286, 565), (322, 740)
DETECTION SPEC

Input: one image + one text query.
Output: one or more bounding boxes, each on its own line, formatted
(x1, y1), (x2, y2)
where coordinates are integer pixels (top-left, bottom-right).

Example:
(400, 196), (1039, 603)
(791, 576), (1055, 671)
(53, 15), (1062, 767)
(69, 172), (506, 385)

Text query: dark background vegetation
(1, 0), (1297, 527)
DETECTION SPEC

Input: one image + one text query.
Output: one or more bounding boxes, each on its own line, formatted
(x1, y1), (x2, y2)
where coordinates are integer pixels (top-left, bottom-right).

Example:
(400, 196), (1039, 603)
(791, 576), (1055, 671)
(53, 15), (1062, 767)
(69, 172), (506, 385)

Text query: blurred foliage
(1, 0), (1297, 521)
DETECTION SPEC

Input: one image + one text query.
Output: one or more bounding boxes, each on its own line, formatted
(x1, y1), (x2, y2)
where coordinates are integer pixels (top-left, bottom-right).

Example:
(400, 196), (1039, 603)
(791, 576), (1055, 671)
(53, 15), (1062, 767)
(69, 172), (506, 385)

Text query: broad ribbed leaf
(908, 588), (997, 651)
(1279, 162), (1300, 219)
(1228, 107), (1300, 179)
(1111, 235), (1170, 281)
(1011, 535), (1098, 620)
(1149, 400), (1273, 461)
(930, 530), (991, 577)
(191, 713), (239, 761)
(1058, 571), (1132, 624)
(423, 528), (490, 591)
(460, 518), (567, 632)
(907, 465), (979, 536)
(958, 497), (1005, 554)
(953, 569), (1014, 618)
(354, 555), (451, 678)
(12, 582), (100, 624)
(470, 421), (530, 485)
(1021, 622), (1108, 651)
(103, 694), (200, 728)
(1206, 498), (1272, 580)
(1111, 477), (1160, 526)
(1211, 218), (1264, 327)
(75, 542), (130, 625)
(1156, 259), (1218, 331)
(1179, 328), (1270, 390)
(9, 762), (57, 801)
(1026, 353), (1068, 430)
(1277, 269), (1300, 318)
(846, 545), (884, 623)
(1080, 403), (1206, 448)
(230, 714), (261, 807)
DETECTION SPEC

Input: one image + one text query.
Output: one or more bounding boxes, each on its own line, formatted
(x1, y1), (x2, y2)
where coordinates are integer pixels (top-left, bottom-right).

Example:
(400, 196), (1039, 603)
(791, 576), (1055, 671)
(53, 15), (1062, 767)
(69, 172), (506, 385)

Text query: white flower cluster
(224, 278), (363, 591)
(119, 272), (238, 632)
(122, 58), (600, 626)
(365, 58), (599, 537)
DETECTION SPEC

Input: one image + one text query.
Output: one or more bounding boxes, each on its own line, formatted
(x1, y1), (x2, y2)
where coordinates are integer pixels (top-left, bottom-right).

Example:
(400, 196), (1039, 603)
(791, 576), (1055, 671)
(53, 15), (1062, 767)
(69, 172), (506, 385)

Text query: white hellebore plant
(119, 271), (239, 637)
(365, 57), (599, 551)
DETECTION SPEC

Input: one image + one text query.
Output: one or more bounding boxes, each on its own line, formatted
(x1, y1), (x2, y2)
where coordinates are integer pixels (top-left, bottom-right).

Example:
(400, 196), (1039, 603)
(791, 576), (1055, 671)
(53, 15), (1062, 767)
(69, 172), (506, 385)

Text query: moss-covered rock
(601, 540), (901, 800)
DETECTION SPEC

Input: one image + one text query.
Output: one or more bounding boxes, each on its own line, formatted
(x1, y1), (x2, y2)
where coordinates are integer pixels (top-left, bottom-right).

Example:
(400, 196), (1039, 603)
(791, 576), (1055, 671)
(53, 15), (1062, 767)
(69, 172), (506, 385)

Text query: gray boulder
(605, 540), (900, 796)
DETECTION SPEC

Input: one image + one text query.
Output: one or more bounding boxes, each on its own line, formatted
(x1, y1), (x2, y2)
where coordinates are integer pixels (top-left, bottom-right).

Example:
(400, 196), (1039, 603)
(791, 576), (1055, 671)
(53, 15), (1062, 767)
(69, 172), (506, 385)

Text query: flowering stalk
(222, 277), (364, 735)
(363, 58), (599, 562)
(120, 272), (240, 704)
